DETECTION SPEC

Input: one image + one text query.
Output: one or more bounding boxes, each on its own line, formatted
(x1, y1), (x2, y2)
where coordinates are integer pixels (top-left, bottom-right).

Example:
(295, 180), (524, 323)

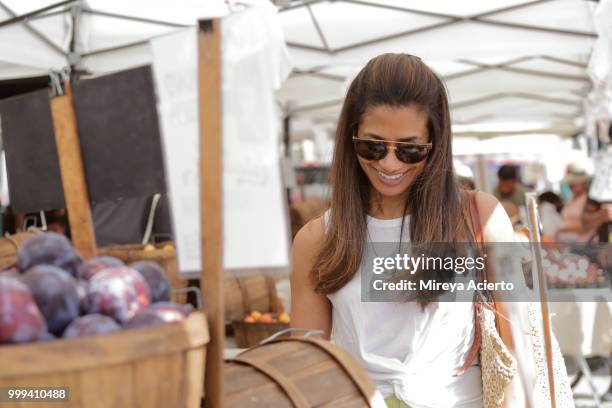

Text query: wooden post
(526, 195), (556, 408)
(198, 19), (224, 408)
(49, 83), (97, 260)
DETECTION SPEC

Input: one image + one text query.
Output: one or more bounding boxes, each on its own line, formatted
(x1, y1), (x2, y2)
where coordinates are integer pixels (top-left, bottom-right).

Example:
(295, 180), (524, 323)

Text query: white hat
(561, 163), (592, 185)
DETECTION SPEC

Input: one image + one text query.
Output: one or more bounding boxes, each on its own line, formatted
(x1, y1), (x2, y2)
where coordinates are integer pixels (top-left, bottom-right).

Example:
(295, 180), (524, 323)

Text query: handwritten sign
(151, 5), (290, 274)
(590, 150), (612, 202)
(151, 28), (201, 273)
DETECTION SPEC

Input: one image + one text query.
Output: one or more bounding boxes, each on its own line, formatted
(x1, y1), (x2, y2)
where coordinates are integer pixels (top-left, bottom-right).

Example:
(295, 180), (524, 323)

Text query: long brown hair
(312, 53), (472, 295)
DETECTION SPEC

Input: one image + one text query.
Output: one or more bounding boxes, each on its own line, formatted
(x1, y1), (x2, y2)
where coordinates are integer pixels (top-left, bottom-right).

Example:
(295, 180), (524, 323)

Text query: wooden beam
(198, 18), (224, 408)
(49, 83), (97, 260)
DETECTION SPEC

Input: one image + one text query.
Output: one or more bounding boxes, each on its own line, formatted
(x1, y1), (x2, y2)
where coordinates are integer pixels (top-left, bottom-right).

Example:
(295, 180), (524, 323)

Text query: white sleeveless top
(326, 213), (483, 408)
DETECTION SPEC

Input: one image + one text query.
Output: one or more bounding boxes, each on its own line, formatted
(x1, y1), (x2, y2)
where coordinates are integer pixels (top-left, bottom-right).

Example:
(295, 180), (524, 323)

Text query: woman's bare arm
(290, 216), (332, 339)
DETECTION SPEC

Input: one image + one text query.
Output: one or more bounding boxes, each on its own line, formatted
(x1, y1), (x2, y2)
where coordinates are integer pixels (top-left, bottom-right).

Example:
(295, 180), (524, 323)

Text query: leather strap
(457, 192), (515, 376)
(232, 354), (310, 408)
(456, 191), (485, 375)
(467, 192), (484, 244)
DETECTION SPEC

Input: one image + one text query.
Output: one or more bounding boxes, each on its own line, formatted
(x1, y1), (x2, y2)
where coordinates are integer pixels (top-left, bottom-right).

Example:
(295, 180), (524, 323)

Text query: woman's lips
(374, 168), (408, 186)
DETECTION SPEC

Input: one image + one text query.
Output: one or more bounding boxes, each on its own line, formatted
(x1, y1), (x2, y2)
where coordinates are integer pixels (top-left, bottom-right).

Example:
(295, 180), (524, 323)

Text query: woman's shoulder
(293, 215), (326, 254)
(473, 191), (500, 213)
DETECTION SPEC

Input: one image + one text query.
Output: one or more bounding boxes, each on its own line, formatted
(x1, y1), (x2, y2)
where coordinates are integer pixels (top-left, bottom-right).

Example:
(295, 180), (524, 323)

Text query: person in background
(454, 161), (475, 190)
(46, 208), (69, 237)
(493, 165), (526, 207)
(538, 192), (563, 238)
(582, 199), (612, 243)
(500, 200), (521, 227)
(556, 164), (595, 243)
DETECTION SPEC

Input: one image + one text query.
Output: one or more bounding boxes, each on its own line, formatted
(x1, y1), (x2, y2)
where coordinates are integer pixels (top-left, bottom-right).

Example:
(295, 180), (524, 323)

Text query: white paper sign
(221, 7), (290, 270)
(590, 150), (612, 202)
(151, 4), (291, 273)
(151, 28), (201, 273)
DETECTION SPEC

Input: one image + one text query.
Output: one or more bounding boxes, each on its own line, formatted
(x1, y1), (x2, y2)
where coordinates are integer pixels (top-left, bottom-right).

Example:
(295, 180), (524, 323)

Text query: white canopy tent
(275, 0), (607, 139)
(0, 0), (228, 80)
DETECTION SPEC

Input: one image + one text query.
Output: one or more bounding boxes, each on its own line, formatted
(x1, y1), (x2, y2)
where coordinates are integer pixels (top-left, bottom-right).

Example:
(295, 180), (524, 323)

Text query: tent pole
(198, 18), (224, 408)
(527, 195), (557, 408)
(49, 82), (98, 260)
(0, 0), (75, 29)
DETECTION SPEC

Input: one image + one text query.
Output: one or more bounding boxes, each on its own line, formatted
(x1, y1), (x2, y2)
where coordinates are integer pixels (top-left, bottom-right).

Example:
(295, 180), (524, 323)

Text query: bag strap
(456, 191), (484, 376)
(458, 191), (515, 376)
(467, 191), (484, 245)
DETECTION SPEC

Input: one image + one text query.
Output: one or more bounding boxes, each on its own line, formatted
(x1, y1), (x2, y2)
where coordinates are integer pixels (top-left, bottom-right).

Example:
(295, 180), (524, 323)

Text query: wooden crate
(225, 335), (379, 407)
(0, 312), (208, 408)
(99, 242), (188, 303)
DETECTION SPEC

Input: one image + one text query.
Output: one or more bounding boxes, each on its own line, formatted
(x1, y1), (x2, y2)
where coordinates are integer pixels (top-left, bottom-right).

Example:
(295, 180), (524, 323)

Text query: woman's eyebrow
(362, 132), (423, 142)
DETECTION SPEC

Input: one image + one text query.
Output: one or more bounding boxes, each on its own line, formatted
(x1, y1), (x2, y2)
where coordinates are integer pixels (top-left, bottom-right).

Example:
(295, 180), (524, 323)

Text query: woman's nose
(378, 146), (403, 171)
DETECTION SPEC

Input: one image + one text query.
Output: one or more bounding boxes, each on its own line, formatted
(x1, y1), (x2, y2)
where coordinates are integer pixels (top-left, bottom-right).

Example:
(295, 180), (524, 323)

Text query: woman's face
(569, 181), (587, 196)
(356, 105), (429, 199)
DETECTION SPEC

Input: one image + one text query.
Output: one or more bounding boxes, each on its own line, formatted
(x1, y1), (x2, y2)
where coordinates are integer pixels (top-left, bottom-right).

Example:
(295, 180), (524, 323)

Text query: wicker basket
(224, 274), (283, 323)
(0, 232), (37, 270)
(231, 318), (290, 348)
(0, 312), (208, 408)
(99, 242), (188, 303)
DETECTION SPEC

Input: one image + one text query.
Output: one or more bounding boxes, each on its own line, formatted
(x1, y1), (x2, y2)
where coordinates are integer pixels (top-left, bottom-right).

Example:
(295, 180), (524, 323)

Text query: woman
(291, 54), (515, 407)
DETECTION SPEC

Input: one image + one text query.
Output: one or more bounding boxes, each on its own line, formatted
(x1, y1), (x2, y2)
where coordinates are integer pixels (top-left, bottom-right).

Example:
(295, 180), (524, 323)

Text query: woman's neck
(368, 193), (407, 219)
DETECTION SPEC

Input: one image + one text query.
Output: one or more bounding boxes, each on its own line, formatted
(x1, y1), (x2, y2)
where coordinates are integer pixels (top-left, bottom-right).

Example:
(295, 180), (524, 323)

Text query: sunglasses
(352, 137), (432, 164)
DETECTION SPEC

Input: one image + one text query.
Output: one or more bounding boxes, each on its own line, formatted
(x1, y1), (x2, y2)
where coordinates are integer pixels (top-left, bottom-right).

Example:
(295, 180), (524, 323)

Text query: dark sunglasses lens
(354, 140), (386, 160)
(396, 145), (429, 163)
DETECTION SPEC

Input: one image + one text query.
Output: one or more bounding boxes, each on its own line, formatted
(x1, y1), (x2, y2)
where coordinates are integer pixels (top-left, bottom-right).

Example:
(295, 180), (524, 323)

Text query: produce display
(0, 232), (192, 344)
(233, 310), (291, 348)
(542, 248), (608, 288)
(243, 310), (290, 324)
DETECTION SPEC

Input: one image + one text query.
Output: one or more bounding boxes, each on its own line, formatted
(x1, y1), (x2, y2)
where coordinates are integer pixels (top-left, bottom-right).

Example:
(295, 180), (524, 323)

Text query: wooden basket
(0, 312), (208, 408)
(99, 242), (188, 303)
(225, 333), (379, 407)
(224, 274), (283, 323)
(231, 318), (289, 348)
(0, 232), (37, 270)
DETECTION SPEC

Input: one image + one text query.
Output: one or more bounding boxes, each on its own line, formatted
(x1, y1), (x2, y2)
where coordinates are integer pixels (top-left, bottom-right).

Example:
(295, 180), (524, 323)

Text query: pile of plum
(0, 232), (192, 344)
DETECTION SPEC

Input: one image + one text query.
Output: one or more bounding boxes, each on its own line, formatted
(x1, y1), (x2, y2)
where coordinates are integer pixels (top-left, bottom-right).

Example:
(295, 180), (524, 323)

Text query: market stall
(0, 2), (387, 407)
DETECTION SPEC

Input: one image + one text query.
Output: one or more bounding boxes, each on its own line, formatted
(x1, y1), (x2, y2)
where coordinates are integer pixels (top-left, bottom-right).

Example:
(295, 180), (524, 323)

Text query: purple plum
(63, 314), (121, 338)
(87, 267), (151, 324)
(129, 261), (171, 303)
(124, 302), (193, 329)
(0, 276), (47, 343)
(17, 232), (82, 277)
(77, 256), (124, 280)
(20, 265), (80, 336)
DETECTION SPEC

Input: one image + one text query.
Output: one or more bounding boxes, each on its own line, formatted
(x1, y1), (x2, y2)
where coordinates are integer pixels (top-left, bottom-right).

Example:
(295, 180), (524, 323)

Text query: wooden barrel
(224, 335), (379, 407)
(0, 312), (208, 408)
(0, 232), (37, 270)
(99, 242), (188, 303)
(224, 274), (283, 323)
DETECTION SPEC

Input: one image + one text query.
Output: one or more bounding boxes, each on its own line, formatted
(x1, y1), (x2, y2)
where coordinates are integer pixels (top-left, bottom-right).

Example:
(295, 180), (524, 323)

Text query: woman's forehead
(358, 105), (428, 141)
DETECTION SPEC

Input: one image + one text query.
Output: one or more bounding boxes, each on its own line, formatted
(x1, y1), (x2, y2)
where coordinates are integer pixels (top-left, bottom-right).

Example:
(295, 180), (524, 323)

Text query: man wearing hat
(556, 163), (595, 242)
